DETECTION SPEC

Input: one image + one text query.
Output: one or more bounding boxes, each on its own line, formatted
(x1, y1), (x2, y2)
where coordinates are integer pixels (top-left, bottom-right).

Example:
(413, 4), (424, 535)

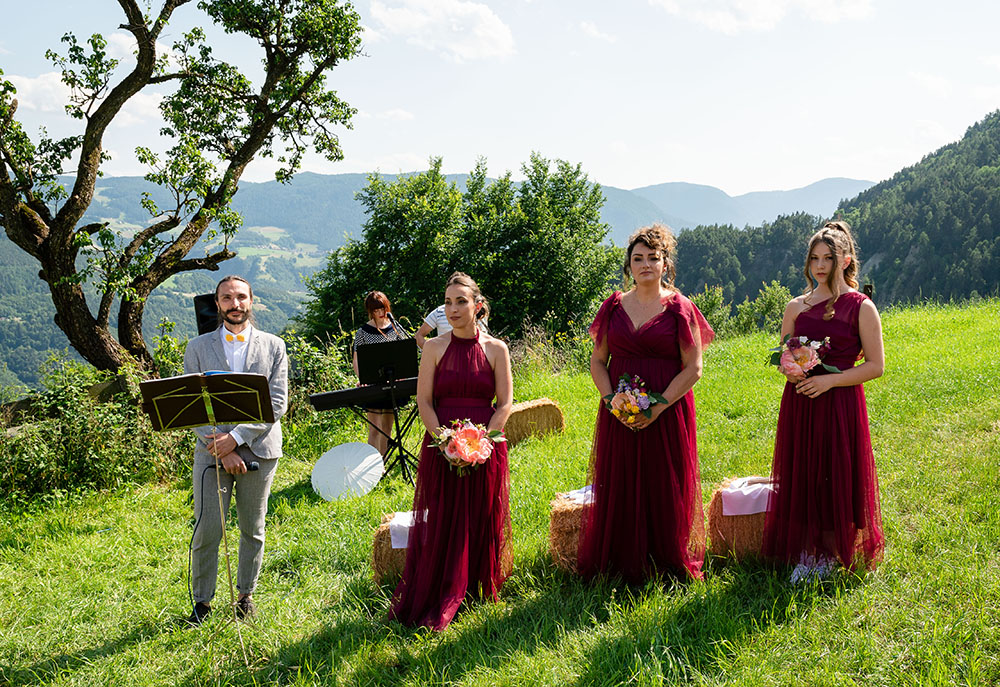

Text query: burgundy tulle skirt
(577, 359), (706, 584)
(388, 398), (510, 631)
(762, 382), (884, 569)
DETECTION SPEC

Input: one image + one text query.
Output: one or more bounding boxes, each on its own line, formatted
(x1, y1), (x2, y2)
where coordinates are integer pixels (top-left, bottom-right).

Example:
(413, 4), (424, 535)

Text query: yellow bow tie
(225, 334), (245, 342)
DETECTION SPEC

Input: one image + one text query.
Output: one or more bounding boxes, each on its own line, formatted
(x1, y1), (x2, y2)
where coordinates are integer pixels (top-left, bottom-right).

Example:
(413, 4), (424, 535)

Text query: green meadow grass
(1, 300), (998, 686)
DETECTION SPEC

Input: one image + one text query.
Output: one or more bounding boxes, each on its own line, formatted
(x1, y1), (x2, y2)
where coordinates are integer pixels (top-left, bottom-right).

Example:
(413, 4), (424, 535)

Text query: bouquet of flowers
(603, 373), (668, 428)
(768, 335), (841, 376)
(431, 419), (506, 475)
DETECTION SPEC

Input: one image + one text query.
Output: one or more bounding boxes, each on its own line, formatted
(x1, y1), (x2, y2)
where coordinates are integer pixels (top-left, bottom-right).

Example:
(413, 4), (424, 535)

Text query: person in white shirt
(415, 304), (451, 349)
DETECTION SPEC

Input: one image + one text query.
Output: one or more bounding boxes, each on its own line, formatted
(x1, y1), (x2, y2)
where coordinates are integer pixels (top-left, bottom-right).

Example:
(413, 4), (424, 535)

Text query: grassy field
(1, 300), (998, 686)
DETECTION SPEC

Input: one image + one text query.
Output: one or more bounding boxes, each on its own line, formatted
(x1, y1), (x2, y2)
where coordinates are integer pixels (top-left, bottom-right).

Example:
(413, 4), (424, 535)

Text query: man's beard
(224, 309), (249, 325)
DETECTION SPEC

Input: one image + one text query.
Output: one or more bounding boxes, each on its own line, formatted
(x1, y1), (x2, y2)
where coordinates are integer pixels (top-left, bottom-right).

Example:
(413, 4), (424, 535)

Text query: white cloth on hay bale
(388, 511), (415, 549)
(720, 476), (773, 516)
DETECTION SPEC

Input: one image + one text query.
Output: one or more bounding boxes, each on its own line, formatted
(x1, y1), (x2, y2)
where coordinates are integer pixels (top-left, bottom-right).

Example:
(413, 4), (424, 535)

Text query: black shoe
(185, 602), (212, 627)
(236, 596), (257, 621)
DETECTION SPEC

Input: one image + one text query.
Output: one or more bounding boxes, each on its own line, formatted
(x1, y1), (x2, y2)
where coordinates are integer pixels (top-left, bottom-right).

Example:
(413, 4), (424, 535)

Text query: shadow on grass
(1, 620), (172, 686)
(269, 478), (323, 510)
(172, 557), (871, 686)
(210, 554), (611, 686)
(575, 558), (869, 685)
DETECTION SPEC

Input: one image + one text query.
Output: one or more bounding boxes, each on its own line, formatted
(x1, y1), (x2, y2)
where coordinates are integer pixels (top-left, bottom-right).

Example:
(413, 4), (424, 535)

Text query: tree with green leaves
(0, 0), (363, 371)
(298, 154), (620, 341)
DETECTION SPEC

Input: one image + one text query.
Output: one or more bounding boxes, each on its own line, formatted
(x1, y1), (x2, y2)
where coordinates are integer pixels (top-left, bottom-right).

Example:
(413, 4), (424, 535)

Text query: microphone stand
(207, 424), (249, 666)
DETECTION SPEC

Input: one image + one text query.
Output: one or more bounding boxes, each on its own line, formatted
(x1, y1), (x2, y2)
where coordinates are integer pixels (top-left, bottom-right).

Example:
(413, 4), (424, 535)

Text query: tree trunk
(117, 296), (156, 372)
(49, 276), (134, 372)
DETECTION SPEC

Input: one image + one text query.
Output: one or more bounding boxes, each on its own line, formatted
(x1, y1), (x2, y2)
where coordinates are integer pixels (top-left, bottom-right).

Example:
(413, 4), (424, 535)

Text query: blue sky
(3, 0), (1000, 195)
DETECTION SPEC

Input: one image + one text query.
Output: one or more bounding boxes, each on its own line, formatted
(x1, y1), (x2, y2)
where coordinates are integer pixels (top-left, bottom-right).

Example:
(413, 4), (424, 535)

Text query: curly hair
(623, 223), (677, 289)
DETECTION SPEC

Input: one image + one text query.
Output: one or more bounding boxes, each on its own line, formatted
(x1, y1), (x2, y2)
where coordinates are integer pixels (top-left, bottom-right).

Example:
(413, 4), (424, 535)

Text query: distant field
(1, 299), (997, 686)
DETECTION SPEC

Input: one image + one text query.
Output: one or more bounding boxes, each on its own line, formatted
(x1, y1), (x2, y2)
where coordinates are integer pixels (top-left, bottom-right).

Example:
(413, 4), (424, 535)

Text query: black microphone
(243, 459), (260, 472)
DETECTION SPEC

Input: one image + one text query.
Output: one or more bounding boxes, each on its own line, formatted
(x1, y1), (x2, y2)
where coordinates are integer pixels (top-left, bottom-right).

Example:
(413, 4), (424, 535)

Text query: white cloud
(106, 31), (182, 72)
(361, 23), (385, 44)
(376, 108), (416, 121)
(370, 0), (515, 62)
(579, 20), (618, 43)
(112, 91), (164, 127)
(6, 72), (69, 112)
(980, 55), (1000, 71)
(357, 108), (416, 121)
(649, 0), (873, 34)
(908, 71), (951, 99)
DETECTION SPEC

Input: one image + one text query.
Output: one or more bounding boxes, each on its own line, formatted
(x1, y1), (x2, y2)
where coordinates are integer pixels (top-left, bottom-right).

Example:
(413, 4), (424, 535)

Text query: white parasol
(311, 442), (385, 500)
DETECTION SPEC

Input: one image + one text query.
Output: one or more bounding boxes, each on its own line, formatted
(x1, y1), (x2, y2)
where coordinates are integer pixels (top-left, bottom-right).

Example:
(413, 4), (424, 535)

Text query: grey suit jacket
(183, 326), (288, 460)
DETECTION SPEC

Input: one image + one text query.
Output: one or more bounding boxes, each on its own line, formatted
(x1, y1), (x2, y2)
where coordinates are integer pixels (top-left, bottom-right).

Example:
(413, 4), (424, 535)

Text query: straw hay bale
(707, 477), (770, 560)
(372, 513), (407, 585)
(372, 512), (514, 585)
(505, 398), (565, 447)
(549, 495), (584, 573)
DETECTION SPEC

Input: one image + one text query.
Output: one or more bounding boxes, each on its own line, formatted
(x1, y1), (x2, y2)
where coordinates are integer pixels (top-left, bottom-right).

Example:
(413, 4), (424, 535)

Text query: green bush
(691, 280), (791, 339)
(0, 355), (191, 504)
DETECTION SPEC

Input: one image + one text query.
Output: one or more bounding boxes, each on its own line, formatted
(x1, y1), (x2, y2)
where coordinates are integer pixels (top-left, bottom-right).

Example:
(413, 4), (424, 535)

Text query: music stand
(356, 339), (420, 483)
(139, 372), (273, 664)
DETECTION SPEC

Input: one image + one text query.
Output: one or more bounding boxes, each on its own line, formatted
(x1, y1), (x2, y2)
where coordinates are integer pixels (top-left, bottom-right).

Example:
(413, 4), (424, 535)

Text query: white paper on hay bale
(505, 398), (566, 447)
(708, 476), (772, 560)
(372, 511), (409, 585)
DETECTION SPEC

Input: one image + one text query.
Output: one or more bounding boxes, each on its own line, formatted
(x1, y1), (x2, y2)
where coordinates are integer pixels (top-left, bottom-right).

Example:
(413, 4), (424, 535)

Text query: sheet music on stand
(139, 372), (274, 431)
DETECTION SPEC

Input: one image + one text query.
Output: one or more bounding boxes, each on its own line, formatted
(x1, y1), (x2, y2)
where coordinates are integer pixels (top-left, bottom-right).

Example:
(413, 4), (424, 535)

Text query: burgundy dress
(388, 331), (510, 631)
(761, 291), (884, 569)
(578, 291), (714, 583)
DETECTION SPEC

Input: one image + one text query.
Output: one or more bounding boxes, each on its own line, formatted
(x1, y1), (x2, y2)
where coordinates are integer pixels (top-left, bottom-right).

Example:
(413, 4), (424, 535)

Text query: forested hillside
(839, 112), (1000, 302)
(676, 111), (1000, 307)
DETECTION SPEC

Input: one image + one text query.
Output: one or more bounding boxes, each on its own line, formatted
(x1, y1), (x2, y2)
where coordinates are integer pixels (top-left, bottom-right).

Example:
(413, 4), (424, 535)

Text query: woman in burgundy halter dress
(762, 221), (885, 580)
(389, 272), (513, 631)
(578, 225), (714, 584)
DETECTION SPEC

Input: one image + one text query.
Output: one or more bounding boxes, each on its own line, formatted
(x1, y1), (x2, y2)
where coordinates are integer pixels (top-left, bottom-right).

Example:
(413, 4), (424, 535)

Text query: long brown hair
(445, 272), (490, 326)
(804, 220), (859, 320)
(623, 223), (677, 289)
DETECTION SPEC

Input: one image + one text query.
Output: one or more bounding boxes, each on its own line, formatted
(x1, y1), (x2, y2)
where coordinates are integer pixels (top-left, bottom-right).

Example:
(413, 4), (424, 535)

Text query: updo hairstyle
(445, 271), (490, 325)
(623, 223), (677, 289)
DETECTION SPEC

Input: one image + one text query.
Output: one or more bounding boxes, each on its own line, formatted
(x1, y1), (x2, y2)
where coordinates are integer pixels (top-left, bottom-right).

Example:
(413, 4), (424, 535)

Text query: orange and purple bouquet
(603, 373), (668, 429)
(431, 419), (506, 475)
(769, 335), (841, 377)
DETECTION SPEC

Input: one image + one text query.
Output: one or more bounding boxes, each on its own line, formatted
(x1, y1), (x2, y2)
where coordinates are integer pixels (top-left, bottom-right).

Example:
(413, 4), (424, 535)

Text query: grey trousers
(191, 445), (278, 604)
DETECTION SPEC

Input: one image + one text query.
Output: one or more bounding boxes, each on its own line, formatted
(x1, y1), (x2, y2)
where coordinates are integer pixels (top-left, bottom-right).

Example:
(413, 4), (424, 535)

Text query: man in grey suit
(183, 275), (288, 625)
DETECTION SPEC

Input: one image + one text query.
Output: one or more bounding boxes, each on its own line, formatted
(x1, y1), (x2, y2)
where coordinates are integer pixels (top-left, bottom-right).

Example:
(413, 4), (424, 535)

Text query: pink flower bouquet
(603, 373), (668, 429)
(769, 335), (841, 377)
(431, 419), (506, 475)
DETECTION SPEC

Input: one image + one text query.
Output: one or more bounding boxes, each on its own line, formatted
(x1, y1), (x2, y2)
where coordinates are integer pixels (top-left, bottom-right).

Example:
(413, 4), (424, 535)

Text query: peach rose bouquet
(769, 335), (841, 377)
(431, 419), (506, 475)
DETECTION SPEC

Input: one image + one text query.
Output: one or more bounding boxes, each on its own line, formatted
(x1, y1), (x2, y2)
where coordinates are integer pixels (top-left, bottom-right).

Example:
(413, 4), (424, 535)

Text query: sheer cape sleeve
(588, 292), (623, 344)
(664, 292), (715, 351)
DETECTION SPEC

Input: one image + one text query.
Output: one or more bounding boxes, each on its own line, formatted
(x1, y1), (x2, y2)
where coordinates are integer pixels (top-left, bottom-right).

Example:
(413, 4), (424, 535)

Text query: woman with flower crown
(578, 224), (714, 583)
(761, 221), (885, 582)
(388, 272), (513, 630)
